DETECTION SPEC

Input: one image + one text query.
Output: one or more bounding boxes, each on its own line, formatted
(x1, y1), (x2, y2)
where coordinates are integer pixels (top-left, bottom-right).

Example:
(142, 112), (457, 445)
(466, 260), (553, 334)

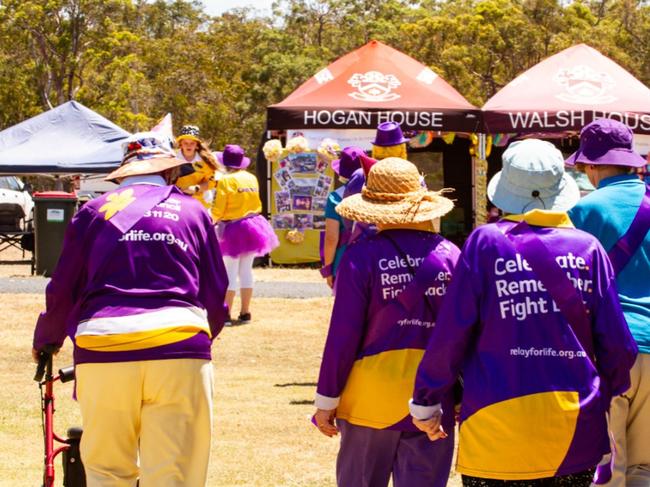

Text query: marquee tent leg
(265, 131), (273, 268)
(473, 134), (488, 227)
(254, 130), (272, 267)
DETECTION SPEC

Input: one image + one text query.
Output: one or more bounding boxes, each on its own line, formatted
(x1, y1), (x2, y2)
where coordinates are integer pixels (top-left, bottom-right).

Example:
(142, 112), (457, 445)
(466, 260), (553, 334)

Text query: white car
(0, 176), (34, 231)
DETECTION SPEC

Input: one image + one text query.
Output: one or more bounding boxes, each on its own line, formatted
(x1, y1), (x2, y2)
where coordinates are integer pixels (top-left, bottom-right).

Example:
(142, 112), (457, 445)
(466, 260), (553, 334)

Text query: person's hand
(326, 276), (334, 289)
(313, 408), (338, 437)
(183, 185), (200, 195)
(32, 346), (59, 363)
(198, 181), (210, 192)
(412, 413), (447, 441)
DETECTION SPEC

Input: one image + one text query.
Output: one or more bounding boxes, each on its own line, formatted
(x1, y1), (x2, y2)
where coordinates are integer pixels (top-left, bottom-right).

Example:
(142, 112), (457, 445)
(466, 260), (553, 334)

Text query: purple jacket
(411, 211), (637, 480)
(33, 182), (228, 364)
(315, 229), (460, 431)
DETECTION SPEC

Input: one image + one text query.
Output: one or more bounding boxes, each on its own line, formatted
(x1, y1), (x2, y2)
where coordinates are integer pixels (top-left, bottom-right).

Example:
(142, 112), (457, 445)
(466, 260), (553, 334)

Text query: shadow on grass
(289, 399), (314, 405)
(274, 382), (317, 388)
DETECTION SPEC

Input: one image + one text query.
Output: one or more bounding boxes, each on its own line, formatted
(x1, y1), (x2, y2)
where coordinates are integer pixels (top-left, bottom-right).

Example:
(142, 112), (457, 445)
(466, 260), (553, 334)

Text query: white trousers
(223, 253), (255, 291)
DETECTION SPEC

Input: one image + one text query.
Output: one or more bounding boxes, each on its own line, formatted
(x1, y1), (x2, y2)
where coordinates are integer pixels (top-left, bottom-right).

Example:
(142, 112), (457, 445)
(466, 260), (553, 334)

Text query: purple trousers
(336, 419), (454, 487)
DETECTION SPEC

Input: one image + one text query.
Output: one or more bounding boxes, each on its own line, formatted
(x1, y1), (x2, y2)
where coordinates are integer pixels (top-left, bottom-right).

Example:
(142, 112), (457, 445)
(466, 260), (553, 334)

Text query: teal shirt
(324, 186), (346, 275)
(569, 174), (650, 354)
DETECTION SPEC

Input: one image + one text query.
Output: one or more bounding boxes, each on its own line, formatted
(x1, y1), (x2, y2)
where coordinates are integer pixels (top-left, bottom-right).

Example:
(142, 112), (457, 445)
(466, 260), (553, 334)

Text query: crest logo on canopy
(416, 68), (438, 85)
(348, 71), (401, 102)
(314, 68), (334, 85)
(554, 65), (617, 105)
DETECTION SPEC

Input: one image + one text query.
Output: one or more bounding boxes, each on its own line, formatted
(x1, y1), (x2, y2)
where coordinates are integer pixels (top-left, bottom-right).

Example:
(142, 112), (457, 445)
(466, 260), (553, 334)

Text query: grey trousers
(336, 419), (454, 487)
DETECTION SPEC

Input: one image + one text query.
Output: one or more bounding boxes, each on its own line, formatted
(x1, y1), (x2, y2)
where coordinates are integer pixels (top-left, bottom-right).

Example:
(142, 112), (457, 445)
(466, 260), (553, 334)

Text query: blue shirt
(324, 186), (346, 274)
(569, 174), (650, 354)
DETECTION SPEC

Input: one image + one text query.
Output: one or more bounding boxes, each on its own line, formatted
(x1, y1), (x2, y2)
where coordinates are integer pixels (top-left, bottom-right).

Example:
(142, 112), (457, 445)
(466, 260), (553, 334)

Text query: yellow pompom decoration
(263, 139), (285, 163)
(317, 138), (341, 161)
(286, 229), (305, 244)
(286, 136), (310, 154)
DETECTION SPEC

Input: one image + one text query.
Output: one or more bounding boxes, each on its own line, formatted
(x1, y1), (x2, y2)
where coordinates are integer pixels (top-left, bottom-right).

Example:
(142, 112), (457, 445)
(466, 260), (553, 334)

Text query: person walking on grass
(212, 144), (278, 325)
(314, 157), (459, 487)
(566, 119), (650, 487)
(410, 139), (637, 487)
(32, 132), (229, 486)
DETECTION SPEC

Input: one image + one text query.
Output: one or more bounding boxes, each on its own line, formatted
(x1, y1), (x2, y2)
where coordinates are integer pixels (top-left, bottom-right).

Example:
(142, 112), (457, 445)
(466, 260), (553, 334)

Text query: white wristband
(409, 399), (442, 420)
(314, 392), (340, 410)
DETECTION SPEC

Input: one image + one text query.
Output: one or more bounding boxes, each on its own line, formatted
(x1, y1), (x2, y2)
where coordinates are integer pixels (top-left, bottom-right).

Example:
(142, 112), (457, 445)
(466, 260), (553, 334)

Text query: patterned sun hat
(105, 132), (185, 182)
(176, 125), (202, 143)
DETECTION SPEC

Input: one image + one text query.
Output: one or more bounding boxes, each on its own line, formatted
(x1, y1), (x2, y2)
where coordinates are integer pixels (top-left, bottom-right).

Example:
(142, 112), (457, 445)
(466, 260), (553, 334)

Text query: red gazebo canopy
(267, 40), (480, 133)
(482, 44), (650, 134)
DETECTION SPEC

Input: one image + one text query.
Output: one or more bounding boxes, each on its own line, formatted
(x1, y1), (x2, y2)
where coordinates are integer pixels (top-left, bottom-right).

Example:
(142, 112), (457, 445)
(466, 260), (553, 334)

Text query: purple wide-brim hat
(218, 144), (251, 169)
(565, 147), (646, 167)
(566, 119), (646, 168)
(332, 146), (364, 179)
(371, 121), (409, 147)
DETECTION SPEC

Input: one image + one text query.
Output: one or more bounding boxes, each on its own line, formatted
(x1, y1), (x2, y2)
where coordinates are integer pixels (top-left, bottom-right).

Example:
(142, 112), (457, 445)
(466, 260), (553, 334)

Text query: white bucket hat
(487, 139), (580, 214)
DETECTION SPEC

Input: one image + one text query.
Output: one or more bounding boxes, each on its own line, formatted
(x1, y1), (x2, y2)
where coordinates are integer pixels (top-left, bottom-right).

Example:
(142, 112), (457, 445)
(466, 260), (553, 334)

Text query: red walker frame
(34, 349), (84, 487)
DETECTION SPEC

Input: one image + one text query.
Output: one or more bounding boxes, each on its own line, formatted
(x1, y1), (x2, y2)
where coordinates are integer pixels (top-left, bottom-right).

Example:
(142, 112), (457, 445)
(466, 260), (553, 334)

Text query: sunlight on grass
(0, 293), (460, 486)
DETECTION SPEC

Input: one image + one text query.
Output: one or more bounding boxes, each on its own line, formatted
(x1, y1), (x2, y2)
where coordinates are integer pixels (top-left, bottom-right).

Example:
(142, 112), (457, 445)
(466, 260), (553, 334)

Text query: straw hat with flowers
(336, 157), (453, 225)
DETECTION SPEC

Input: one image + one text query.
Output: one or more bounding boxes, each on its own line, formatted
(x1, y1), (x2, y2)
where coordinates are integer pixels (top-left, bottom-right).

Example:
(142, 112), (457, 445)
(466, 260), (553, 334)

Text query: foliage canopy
(1, 0), (649, 155)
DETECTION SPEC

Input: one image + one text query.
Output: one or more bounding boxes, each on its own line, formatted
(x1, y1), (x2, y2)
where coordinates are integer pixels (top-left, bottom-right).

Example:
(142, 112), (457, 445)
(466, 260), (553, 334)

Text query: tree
(2, 0), (133, 107)
(1, 0), (649, 152)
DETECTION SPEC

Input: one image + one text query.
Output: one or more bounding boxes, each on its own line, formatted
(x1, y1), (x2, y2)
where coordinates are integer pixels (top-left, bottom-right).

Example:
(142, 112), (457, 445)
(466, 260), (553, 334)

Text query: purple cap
(371, 121), (409, 147)
(566, 119), (646, 168)
(218, 144), (251, 169)
(332, 146), (364, 179)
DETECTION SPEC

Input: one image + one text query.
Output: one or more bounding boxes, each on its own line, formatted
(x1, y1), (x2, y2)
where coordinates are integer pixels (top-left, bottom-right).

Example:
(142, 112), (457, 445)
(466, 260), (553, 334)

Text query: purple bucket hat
(218, 144), (251, 169)
(371, 121), (409, 147)
(566, 119), (646, 168)
(332, 146), (364, 179)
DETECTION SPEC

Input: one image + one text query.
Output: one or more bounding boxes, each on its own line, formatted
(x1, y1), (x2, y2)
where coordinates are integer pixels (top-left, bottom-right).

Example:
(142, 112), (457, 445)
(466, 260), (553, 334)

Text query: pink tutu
(217, 214), (279, 258)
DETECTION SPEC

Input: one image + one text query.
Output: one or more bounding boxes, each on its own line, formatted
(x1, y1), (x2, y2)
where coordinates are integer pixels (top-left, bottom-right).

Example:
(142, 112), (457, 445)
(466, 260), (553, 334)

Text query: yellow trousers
(76, 359), (213, 487)
(596, 353), (650, 487)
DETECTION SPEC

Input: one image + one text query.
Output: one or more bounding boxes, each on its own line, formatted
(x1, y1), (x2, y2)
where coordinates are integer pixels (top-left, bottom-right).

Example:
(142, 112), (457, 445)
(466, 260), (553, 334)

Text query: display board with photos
(271, 151), (334, 232)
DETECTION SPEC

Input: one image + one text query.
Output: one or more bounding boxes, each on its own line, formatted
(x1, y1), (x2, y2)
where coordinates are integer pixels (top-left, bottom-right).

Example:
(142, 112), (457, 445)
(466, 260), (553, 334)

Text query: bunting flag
(409, 131), (434, 148)
(149, 113), (174, 151)
(441, 132), (456, 145)
(151, 113), (173, 136)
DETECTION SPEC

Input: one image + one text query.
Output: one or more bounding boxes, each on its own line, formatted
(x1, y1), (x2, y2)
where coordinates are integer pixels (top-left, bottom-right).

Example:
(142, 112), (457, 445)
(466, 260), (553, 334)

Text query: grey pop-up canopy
(0, 101), (130, 174)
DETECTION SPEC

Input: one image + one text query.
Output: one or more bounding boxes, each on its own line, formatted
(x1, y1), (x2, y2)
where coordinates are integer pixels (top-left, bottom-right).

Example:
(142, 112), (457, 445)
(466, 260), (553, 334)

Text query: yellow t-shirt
(211, 170), (262, 221)
(175, 152), (216, 208)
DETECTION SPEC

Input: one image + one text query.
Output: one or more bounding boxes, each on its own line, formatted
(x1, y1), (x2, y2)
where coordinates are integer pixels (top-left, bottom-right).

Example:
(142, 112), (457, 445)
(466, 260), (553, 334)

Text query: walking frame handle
(33, 345), (58, 383)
